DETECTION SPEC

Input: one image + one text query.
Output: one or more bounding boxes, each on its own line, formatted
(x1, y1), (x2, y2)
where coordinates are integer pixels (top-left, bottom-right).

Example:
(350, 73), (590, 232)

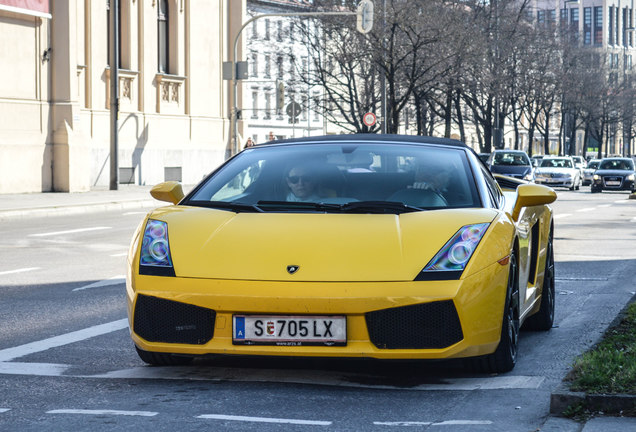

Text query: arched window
(158, 0), (169, 73)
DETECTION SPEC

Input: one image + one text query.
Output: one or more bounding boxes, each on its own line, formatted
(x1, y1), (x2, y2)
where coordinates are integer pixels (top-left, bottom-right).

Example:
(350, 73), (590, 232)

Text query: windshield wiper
(339, 201), (426, 214)
(187, 200), (264, 213)
(256, 200), (342, 212)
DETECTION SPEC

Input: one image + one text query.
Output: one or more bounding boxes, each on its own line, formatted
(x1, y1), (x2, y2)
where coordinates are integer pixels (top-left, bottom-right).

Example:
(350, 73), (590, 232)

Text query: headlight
(523, 172), (534, 181)
(627, 174), (635, 181)
(416, 223), (490, 281)
(139, 219), (175, 276)
(593, 174), (600, 180)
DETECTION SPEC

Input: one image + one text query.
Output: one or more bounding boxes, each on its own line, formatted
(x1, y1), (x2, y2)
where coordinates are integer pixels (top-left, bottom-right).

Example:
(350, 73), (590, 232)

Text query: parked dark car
(590, 158), (635, 193)
(488, 150), (534, 181)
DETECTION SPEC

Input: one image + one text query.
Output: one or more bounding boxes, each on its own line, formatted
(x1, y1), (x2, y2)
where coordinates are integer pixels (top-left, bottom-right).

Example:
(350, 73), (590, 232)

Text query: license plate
(232, 315), (346, 346)
(606, 181), (621, 186)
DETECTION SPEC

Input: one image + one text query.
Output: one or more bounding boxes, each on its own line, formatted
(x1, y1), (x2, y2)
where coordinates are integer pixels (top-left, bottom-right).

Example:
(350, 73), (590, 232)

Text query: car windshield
(540, 158), (573, 168)
(184, 142), (482, 213)
(588, 161), (600, 169)
(598, 159), (635, 170)
(492, 152), (530, 166)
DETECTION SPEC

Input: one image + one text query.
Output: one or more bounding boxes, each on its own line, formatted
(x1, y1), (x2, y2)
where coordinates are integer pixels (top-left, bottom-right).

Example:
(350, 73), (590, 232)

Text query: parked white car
(534, 156), (582, 190)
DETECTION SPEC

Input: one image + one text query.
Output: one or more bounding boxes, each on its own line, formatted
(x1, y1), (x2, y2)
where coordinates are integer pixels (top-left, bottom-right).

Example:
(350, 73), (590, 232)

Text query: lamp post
(227, 2), (374, 157)
(561, 0), (579, 156)
(622, 25), (634, 156)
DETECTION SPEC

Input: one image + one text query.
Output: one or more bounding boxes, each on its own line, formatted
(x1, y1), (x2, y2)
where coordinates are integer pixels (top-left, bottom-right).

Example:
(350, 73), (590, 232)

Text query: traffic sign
(286, 101), (302, 118)
(362, 112), (376, 127)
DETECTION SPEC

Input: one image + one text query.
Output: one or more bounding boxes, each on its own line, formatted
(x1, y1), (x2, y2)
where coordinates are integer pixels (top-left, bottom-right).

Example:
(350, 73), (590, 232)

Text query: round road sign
(362, 112), (376, 127)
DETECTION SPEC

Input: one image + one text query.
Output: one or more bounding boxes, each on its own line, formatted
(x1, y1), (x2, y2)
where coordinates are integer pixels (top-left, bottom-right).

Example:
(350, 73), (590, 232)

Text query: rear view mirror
(511, 184), (557, 221)
(150, 181), (184, 204)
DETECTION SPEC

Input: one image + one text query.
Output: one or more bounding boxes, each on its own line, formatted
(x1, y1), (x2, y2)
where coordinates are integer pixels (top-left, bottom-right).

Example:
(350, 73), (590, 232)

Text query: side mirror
(511, 184), (556, 221)
(150, 181), (184, 205)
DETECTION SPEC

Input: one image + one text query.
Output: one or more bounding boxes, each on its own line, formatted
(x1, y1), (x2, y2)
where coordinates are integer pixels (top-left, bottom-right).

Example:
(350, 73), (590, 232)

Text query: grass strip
(567, 301), (636, 395)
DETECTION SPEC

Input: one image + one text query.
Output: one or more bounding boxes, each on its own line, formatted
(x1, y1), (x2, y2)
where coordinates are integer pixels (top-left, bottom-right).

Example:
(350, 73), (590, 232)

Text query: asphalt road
(0, 189), (635, 431)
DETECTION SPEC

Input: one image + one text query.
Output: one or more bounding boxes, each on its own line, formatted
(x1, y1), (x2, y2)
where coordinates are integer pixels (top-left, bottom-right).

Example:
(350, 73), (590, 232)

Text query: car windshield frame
(182, 141), (484, 214)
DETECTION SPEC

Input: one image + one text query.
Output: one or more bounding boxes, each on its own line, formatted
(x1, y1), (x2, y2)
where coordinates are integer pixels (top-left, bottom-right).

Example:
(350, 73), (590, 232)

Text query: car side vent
(365, 301), (463, 349)
(134, 295), (215, 345)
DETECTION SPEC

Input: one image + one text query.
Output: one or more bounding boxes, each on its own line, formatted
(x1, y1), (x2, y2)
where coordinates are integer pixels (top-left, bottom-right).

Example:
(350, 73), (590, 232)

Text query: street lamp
(227, 1), (374, 157)
(560, 0), (579, 156)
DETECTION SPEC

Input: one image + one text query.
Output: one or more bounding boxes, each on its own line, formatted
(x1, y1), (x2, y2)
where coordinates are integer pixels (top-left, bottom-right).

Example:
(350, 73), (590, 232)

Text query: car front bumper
(592, 178), (635, 191)
(127, 262), (509, 360)
(535, 178), (575, 188)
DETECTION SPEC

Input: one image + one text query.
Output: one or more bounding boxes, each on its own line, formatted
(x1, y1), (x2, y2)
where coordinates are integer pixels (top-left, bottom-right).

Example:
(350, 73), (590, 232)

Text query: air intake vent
(134, 295), (215, 345)
(365, 301), (463, 349)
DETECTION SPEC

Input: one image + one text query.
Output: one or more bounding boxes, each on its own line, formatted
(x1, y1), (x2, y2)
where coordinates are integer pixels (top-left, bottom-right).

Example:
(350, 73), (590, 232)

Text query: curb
(0, 199), (158, 220)
(550, 382), (636, 416)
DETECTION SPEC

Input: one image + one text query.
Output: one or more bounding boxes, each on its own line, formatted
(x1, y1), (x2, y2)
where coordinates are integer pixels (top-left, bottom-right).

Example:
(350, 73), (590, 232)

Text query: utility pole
(380, 0), (387, 134)
(109, 0), (119, 190)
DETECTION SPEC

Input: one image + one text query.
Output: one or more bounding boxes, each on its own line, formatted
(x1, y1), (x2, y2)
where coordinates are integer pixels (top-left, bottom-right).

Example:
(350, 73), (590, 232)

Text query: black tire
(524, 230), (555, 331)
(470, 251), (519, 373)
(135, 346), (194, 366)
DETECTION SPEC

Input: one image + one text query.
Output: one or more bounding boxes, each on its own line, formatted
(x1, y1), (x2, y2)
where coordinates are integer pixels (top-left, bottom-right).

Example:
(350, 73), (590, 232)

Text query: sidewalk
(0, 185), (182, 220)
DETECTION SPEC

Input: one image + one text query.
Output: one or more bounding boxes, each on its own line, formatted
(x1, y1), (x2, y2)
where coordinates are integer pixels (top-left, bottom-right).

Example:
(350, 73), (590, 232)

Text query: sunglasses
(287, 175), (314, 184)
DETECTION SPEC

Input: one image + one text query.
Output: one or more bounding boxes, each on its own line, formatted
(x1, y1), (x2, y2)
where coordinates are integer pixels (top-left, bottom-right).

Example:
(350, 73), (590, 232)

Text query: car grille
(134, 295), (215, 345)
(602, 176), (623, 187)
(365, 301), (463, 349)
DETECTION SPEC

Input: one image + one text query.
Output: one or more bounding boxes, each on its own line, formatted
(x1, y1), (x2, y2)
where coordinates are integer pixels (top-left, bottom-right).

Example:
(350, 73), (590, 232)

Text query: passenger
(285, 163), (321, 202)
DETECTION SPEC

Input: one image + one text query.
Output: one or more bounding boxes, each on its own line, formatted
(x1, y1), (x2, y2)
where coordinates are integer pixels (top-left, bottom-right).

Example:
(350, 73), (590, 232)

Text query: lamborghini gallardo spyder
(127, 134), (557, 373)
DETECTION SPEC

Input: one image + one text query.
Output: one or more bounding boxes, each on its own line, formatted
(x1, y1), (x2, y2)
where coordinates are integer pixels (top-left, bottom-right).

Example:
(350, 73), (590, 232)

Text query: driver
(285, 163), (321, 202)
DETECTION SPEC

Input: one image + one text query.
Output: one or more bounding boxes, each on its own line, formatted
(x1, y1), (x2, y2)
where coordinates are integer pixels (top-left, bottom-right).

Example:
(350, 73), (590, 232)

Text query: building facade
(0, 0), (244, 193)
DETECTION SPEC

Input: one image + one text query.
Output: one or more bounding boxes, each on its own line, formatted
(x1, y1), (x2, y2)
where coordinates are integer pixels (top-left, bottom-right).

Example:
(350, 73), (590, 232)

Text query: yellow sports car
(127, 134), (556, 373)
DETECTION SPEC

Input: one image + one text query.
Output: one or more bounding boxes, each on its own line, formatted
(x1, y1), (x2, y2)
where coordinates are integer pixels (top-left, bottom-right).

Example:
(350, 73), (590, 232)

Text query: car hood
(146, 206), (501, 282)
(489, 165), (532, 176)
(594, 169), (634, 176)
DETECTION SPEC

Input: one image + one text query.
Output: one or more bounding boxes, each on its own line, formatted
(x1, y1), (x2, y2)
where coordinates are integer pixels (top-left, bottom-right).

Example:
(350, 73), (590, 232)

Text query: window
(537, 10), (546, 25)
(609, 6), (614, 45)
(584, 7), (591, 45)
(251, 53), (258, 77)
(277, 56), (284, 79)
(594, 6), (602, 46)
(265, 91), (272, 120)
(301, 95), (307, 121)
(277, 21), (283, 42)
(560, 8), (567, 27)
(548, 9), (556, 27)
(264, 19), (270, 40)
(570, 7), (579, 40)
(251, 91), (259, 119)
(264, 55), (271, 78)
(158, 0), (169, 73)
(623, 7), (629, 46)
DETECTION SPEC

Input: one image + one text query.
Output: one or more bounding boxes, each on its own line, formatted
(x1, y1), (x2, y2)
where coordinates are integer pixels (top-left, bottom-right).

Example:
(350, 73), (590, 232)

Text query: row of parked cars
(480, 150), (636, 193)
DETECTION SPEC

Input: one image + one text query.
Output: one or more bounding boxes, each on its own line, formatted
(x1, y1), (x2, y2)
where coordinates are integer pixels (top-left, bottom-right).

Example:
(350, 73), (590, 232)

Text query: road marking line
(553, 213), (572, 220)
(29, 227), (111, 237)
(0, 362), (70, 376)
(110, 252), (128, 257)
(0, 267), (40, 276)
(0, 319), (128, 362)
(576, 207), (596, 212)
(196, 414), (331, 425)
(374, 420), (493, 426)
(123, 211), (148, 216)
(0, 409), (10, 413)
(556, 277), (608, 281)
(47, 409), (157, 417)
(73, 276), (126, 292)
(614, 200), (629, 204)
(598, 204), (611, 208)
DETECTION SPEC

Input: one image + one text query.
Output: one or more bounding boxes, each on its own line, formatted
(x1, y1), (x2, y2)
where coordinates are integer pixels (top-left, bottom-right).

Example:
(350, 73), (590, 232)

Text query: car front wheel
(523, 230), (555, 331)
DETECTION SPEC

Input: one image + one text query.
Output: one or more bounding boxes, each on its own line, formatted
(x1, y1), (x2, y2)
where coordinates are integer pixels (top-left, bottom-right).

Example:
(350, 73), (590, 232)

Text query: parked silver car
(582, 159), (601, 186)
(534, 156), (581, 190)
